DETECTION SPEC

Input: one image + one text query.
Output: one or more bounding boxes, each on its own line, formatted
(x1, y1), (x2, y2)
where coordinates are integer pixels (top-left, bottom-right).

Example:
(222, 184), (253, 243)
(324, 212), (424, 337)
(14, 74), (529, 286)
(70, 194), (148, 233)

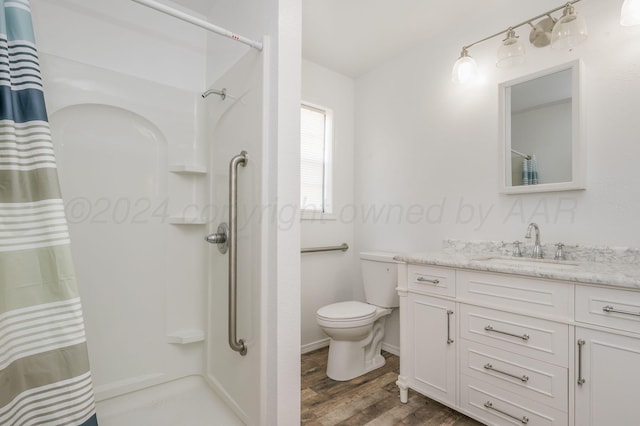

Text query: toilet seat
(316, 301), (376, 328)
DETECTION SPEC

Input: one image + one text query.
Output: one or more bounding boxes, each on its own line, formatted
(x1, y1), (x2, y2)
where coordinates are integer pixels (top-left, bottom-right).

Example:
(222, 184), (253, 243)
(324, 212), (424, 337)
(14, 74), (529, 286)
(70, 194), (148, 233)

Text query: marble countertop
(395, 240), (640, 290)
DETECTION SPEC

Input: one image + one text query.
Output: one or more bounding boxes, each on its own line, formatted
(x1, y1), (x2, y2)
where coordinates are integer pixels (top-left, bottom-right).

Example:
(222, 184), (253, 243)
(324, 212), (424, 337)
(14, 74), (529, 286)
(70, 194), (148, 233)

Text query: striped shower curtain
(0, 1), (98, 425)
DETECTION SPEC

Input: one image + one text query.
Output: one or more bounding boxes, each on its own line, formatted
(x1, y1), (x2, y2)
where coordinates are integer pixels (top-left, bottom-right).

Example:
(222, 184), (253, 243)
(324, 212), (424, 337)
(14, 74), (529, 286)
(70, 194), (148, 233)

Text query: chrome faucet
(525, 222), (544, 259)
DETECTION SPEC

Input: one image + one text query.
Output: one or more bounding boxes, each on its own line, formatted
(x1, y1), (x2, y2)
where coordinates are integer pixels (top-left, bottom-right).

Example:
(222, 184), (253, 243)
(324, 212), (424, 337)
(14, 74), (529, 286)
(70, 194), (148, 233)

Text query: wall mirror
(499, 60), (585, 194)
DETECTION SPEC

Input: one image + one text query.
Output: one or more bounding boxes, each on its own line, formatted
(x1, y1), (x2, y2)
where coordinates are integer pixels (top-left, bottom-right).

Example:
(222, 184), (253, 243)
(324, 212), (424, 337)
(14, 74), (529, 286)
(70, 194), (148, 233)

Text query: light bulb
(621, 0), (640, 26)
(452, 49), (478, 85)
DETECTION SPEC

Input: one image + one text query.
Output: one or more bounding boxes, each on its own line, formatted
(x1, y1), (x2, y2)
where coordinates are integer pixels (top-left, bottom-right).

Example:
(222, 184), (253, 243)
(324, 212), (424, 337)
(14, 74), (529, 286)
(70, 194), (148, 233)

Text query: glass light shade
(621, 0), (640, 26)
(496, 30), (525, 68)
(451, 51), (478, 84)
(551, 5), (588, 49)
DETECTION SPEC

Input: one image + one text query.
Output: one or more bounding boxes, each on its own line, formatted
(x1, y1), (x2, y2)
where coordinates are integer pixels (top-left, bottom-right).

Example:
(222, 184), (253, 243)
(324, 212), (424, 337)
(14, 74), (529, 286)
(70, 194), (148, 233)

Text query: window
(300, 103), (333, 215)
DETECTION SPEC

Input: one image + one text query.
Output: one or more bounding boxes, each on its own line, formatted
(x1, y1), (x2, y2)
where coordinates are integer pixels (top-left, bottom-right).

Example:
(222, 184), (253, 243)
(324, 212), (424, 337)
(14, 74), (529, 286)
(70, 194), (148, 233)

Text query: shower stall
(30, 0), (301, 424)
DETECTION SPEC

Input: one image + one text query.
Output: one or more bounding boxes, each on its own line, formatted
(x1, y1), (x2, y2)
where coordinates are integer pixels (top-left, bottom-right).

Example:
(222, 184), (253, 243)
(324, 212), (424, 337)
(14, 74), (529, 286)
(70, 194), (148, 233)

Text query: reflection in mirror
(511, 69), (572, 186)
(500, 60), (585, 194)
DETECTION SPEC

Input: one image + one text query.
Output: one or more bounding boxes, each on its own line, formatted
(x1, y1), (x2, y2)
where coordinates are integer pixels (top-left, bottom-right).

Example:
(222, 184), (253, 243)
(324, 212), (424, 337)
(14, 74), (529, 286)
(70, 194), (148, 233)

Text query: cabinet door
(575, 328), (640, 426)
(409, 294), (456, 406)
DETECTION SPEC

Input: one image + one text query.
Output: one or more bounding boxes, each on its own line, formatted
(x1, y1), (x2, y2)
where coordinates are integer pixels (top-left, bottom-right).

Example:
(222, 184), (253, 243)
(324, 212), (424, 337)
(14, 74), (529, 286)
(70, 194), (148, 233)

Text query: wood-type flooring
(301, 347), (483, 426)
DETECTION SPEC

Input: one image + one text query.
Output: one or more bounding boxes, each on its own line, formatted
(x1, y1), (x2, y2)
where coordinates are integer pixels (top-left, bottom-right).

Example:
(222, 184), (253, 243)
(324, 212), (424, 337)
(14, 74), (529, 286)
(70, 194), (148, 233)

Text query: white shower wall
(33, 1), (302, 424)
(33, 0), (212, 402)
(32, 0), (207, 91)
(204, 48), (265, 424)
(44, 53), (209, 400)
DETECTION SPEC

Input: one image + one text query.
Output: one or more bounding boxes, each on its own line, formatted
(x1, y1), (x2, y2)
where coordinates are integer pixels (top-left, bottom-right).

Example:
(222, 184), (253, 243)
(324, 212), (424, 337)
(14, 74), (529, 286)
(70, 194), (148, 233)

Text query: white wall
(354, 1), (640, 349)
(300, 60), (357, 351)
(32, 0), (207, 91)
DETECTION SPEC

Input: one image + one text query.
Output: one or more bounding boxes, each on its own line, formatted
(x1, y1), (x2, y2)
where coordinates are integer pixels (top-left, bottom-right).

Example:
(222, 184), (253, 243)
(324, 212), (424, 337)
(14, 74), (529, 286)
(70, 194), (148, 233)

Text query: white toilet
(316, 252), (401, 381)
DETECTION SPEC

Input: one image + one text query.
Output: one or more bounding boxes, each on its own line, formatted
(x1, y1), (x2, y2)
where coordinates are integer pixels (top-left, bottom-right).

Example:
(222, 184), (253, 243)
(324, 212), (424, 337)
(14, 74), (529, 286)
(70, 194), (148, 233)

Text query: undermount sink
(472, 256), (580, 270)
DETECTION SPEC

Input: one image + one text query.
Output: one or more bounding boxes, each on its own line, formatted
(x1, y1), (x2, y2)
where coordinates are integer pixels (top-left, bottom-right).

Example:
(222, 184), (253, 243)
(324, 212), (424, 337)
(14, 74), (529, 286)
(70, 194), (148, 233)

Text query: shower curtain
(0, 1), (98, 425)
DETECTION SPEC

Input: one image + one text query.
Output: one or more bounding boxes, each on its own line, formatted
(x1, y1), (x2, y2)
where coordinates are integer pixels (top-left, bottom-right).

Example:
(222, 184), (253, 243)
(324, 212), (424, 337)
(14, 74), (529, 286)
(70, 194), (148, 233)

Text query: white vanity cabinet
(399, 262), (640, 426)
(398, 265), (457, 406)
(406, 292), (456, 406)
(574, 286), (640, 426)
(456, 272), (570, 425)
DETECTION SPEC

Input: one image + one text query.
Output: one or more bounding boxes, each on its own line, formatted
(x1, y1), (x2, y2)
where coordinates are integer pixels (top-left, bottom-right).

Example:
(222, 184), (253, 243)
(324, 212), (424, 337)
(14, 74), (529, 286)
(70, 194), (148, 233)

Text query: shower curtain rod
(130, 0), (263, 51)
(511, 149), (532, 160)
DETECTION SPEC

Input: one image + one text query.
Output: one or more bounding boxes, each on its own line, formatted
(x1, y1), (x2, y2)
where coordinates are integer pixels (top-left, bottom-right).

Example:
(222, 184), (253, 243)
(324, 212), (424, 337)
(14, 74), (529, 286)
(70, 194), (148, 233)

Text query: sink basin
(472, 256), (580, 270)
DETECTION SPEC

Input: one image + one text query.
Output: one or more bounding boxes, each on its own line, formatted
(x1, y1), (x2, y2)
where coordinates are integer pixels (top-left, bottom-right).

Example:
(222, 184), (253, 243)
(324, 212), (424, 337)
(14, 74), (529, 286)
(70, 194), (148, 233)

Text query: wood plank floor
(301, 347), (483, 426)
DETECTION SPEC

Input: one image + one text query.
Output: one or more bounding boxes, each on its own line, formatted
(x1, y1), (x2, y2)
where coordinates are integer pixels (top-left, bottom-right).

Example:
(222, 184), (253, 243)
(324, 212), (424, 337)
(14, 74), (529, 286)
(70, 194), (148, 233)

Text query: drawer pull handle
(484, 325), (530, 341)
(484, 363), (529, 382)
(446, 310), (454, 344)
(484, 401), (529, 424)
(577, 339), (586, 385)
(417, 277), (440, 284)
(602, 305), (640, 317)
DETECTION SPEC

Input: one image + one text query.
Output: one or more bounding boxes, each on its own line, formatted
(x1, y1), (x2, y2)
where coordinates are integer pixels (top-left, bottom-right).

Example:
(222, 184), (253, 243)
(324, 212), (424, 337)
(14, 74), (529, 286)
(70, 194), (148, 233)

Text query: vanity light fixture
(621, 0), (640, 26)
(452, 0), (587, 84)
(451, 48), (478, 84)
(496, 28), (526, 68)
(550, 3), (588, 49)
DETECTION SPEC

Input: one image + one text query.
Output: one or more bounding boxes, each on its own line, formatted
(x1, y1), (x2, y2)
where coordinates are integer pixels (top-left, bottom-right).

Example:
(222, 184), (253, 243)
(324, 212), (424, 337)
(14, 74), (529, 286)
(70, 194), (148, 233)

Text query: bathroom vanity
(396, 241), (640, 426)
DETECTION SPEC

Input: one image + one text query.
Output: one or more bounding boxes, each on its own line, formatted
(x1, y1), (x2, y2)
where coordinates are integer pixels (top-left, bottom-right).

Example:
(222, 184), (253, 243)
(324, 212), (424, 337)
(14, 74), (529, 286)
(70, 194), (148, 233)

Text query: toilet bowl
(317, 301), (392, 381)
(316, 252), (401, 381)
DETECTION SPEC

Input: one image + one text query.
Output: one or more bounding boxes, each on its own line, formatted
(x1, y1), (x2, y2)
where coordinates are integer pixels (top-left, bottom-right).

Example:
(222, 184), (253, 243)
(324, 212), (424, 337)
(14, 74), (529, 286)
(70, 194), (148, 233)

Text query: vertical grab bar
(228, 151), (248, 356)
(207, 151), (248, 355)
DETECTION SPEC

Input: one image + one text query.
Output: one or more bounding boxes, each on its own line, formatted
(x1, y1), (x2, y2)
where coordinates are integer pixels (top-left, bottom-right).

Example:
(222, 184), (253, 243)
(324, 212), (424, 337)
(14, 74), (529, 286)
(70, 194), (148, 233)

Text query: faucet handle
(554, 243), (566, 261)
(512, 241), (523, 257)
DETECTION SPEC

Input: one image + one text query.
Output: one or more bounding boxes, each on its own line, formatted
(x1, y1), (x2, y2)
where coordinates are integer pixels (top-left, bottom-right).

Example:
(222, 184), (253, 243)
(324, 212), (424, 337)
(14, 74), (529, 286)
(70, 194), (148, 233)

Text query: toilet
(316, 252), (402, 381)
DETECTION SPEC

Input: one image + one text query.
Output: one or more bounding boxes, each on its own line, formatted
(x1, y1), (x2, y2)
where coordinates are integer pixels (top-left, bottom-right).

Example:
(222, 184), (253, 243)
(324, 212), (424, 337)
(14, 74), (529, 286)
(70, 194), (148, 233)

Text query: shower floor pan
(96, 375), (243, 426)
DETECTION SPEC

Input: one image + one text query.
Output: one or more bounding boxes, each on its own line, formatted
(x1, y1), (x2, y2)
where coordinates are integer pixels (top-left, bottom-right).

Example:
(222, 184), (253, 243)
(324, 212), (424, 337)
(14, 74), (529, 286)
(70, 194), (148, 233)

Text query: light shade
(551, 4), (588, 49)
(452, 49), (478, 84)
(621, 0), (640, 26)
(497, 29), (525, 68)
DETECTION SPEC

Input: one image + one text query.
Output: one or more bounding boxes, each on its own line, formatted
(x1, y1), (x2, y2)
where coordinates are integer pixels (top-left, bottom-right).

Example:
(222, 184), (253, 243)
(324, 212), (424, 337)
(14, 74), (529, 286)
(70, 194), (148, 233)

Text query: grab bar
(228, 151), (248, 355)
(229, 151), (249, 355)
(301, 243), (349, 254)
(205, 150), (248, 356)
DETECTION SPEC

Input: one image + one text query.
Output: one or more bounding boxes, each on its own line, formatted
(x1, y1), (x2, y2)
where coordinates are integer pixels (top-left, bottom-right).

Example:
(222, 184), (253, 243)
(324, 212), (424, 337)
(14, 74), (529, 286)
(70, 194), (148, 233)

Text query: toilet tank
(360, 252), (403, 308)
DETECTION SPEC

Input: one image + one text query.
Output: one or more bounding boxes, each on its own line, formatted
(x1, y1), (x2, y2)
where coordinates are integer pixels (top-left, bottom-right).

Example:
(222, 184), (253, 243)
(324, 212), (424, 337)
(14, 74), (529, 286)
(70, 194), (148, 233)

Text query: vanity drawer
(460, 339), (568, 412)
(460, 304), (569, 367)
(460, 375), (568, 426)
(408, 265), (455, 297)
(576, 285), (640, 334)
(457, 270), (572, 320)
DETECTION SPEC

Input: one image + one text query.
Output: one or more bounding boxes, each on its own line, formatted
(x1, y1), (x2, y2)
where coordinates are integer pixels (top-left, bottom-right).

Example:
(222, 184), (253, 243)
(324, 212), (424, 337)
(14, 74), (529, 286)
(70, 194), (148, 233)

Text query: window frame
(300, 101), (334, 220)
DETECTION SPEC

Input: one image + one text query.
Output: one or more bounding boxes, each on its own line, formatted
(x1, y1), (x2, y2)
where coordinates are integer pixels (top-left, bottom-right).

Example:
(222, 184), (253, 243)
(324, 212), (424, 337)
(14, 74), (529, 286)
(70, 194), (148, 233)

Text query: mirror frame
(499, 60), (585, 194)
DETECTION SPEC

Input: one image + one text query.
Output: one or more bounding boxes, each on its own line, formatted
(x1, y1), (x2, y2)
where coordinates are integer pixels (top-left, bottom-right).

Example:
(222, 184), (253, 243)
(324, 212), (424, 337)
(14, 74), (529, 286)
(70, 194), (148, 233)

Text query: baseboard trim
(301, 339), (399, 356)
(301, 338), (330, 354)
(382, 342), (400, 356)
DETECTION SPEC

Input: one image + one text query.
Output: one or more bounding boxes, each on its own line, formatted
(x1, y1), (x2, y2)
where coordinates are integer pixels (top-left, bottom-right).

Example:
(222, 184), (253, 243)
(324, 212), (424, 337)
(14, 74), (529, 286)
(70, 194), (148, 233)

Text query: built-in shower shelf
(168, 216), (207, 225)
(167, 329), (204, 344)
(169, 164), (207, 174)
